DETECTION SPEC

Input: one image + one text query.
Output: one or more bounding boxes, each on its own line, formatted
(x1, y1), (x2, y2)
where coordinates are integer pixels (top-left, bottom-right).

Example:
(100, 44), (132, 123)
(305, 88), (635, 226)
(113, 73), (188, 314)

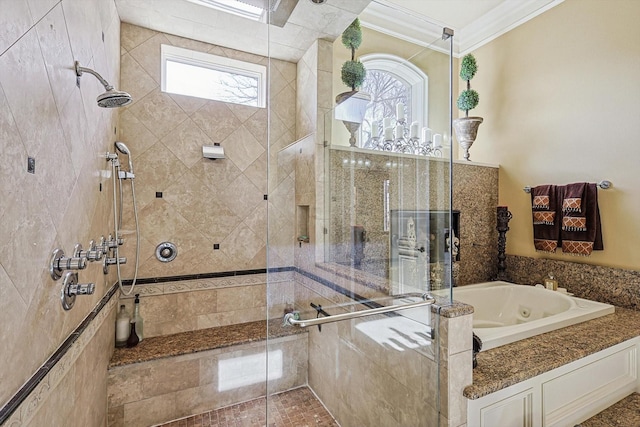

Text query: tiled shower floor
(157, 387), (338, 427)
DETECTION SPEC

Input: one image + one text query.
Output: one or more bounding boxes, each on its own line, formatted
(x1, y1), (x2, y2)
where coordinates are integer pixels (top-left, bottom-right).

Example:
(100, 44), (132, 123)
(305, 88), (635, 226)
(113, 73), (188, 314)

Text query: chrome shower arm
(75, 61), (113, 91)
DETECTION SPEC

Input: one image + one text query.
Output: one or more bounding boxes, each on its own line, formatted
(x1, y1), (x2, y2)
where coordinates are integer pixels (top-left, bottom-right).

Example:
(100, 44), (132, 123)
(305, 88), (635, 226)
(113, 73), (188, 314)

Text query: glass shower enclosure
(266, 2), (455, 424)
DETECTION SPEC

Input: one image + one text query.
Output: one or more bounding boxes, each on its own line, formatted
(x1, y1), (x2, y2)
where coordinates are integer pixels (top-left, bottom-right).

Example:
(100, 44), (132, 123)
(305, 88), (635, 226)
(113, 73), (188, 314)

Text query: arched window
(359, 54), (428, 147)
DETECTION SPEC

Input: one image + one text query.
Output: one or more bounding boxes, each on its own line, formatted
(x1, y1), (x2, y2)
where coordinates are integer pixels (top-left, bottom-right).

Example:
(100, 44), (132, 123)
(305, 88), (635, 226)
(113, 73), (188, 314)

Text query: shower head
(114, 142), (134, 174)
(97, 89), (133, 108)
(75, 61), (133, 108)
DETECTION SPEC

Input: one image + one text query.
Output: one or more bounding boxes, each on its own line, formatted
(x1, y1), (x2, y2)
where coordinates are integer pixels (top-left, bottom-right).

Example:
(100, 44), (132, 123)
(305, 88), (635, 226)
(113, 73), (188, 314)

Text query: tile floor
(157, 387), (338, 427)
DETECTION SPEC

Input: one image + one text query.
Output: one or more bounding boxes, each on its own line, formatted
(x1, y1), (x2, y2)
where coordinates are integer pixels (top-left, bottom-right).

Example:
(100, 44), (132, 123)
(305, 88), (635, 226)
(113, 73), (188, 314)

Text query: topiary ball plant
(457, 54), (479, 117)
(341, 60), (366, 91)
(340, 19), (366, 91)
(342, 18), (362, 52)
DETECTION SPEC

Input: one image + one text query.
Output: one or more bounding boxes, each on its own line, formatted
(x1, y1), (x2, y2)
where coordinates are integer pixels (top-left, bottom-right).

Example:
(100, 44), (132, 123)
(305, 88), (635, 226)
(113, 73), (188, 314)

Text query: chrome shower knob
(73, 242), (103, 262)
(105, 234), (124, 249)
(60, 272), (95, 311)
(68, 283), (95, 295)
(49, 248), (88, 280)
(61, 272), (77, 310)
(103, 256), (127, 274)
(86, 239), (105, 261)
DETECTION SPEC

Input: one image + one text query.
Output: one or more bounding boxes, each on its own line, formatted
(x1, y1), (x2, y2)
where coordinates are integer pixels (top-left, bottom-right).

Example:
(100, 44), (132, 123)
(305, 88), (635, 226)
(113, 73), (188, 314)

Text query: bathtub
(454, 281), (615, 351)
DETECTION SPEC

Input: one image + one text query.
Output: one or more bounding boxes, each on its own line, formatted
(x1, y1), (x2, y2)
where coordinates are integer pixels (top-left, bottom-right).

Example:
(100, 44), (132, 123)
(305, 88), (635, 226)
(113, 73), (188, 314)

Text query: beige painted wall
(332, 27), (453, 152)
(0, 0), (121, 422)
(467, 0), (640, 270)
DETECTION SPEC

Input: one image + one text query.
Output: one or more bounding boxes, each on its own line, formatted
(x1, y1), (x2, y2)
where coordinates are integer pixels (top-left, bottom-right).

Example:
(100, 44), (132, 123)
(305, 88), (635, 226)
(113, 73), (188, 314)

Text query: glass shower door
(265, 3), (454, 425)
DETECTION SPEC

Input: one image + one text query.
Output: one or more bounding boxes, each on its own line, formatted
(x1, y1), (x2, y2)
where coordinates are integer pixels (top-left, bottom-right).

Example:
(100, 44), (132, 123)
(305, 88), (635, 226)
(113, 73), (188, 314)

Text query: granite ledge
(435, 300), (475, 318)
(465, 307), (640, 399)
(109, 320), (306, 368)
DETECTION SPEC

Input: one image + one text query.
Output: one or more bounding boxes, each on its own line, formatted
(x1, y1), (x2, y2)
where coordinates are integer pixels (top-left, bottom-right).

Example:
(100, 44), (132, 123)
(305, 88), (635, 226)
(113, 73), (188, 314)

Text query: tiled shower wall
(0, 0), (121, 424)
(118, 272), (295, 338)
(118, 24), (297, 278)
(293, 39), (334, 269)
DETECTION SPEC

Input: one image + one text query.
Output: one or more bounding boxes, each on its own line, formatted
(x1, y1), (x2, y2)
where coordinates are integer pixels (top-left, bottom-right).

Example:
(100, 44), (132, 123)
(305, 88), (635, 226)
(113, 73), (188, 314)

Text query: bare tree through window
(216, 73), (259, 106)
(162, 45), (266, 108)
(361, 70), (412, 146)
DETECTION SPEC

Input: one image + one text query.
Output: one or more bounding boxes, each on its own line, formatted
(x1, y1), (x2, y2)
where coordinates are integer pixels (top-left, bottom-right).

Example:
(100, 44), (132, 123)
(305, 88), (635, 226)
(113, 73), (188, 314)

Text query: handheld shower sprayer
(75, 61), (133, 108)
(108, 141), (140, 296)
(114, 141), (130, 155)
(115, 141), (134, 176)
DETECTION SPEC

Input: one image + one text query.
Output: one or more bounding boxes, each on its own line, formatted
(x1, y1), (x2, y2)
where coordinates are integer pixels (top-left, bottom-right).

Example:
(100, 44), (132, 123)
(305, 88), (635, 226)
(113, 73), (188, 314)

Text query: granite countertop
(435, 300), (475, 318)
(465, 307), (640, 399)
(580, 392), (640, 426)
(109, 320), (306, 368)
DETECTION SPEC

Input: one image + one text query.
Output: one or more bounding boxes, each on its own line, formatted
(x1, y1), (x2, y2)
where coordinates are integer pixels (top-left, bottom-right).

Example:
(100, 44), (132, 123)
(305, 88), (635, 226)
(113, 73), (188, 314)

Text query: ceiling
(385, 0), (507, 29)
(115, 0), (564, 61)
(115, 0), (368, 62)
(359, 0), (565, 56)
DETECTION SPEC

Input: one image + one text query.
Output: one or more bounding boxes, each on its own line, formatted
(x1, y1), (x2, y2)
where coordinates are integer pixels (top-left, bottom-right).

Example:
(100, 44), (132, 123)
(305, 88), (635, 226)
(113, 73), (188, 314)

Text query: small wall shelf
(297, 205), (310, 244)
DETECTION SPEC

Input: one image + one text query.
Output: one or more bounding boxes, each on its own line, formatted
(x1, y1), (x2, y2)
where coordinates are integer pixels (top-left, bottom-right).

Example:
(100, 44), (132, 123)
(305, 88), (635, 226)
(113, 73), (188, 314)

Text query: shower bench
(107, 320), (308, 427)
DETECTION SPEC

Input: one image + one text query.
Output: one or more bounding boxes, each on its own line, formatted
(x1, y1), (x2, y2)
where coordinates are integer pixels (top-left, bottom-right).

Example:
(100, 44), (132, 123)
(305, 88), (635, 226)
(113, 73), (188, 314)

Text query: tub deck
(464, 307), (640, 399)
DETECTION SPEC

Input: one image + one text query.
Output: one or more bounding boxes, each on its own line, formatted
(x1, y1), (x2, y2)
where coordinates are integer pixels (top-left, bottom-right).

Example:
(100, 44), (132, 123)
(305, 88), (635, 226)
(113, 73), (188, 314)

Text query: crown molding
(360, 0), (564, 57)
(358, 0), (458, 56)
(458, 0), (565, 55)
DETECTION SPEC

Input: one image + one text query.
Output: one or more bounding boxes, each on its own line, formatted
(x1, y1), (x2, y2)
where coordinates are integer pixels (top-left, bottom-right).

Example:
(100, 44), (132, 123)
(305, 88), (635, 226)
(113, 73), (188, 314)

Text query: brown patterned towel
(533, 195), (550, 209)
(559, 183), (603, 256)
(562, 217), (587, 231)
(531, 185), (560, 252)
(533, 211), (556, 225)
(535, 239), (558, 252)
(562, 198), (582, 213)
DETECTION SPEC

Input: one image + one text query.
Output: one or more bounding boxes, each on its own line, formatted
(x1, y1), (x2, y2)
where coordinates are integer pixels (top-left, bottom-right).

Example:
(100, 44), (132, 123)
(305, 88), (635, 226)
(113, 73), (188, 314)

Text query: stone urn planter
(335, 90), (371, 146)
(453, 116), (483, 161)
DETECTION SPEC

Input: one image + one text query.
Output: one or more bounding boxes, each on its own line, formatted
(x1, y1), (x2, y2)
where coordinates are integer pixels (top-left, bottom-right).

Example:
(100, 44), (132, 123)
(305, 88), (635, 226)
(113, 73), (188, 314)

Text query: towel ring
(523, 180), (612, 193)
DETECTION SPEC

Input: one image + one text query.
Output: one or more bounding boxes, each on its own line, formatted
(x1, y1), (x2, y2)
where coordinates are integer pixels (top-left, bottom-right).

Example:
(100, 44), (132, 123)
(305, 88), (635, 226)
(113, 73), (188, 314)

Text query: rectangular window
(161, 44), (266, 108)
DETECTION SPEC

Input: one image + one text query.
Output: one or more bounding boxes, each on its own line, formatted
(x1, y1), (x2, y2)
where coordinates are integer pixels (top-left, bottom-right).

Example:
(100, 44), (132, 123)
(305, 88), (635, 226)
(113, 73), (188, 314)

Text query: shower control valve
(73, 242), (103, 262)
(103, 256), (127, 274)
(49, 249), (87, 281)
(97, 236), (108, 253)
(60, 272), (95, 311)
(68, 282), (95, 295)
(107, 234), (125, 247)
(98, 235), (124, 254)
